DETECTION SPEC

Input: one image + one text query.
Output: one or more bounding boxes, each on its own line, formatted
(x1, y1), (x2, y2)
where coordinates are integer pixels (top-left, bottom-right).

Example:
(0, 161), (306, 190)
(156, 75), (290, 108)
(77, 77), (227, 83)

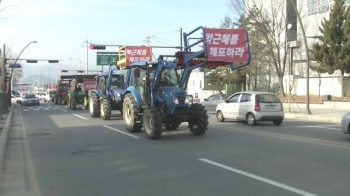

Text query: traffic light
(61, 70), (68, 72)
(90, 45), (106, 50)
(77, 70), (84, 73)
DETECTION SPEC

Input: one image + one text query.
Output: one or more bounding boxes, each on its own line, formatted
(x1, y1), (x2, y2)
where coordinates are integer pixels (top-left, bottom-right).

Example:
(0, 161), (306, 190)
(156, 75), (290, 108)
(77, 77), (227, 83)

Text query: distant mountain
(19, 74), (56, 85)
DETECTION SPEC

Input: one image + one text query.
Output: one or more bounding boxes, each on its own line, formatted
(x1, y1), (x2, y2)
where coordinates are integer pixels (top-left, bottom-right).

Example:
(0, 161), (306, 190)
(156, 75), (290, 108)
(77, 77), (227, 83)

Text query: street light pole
(289, 0), (311, 114)
(8, 41), (37, 105)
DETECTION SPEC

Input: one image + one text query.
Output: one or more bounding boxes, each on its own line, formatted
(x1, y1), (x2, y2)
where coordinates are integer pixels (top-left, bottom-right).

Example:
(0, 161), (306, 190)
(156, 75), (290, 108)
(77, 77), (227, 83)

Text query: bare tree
(227, 0), (305, 96)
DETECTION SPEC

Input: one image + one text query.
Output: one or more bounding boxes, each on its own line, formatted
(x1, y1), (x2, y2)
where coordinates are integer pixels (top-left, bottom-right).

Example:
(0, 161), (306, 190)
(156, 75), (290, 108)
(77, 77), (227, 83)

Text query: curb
(0, 105), (14, 178)
(284, 113), (342, 123)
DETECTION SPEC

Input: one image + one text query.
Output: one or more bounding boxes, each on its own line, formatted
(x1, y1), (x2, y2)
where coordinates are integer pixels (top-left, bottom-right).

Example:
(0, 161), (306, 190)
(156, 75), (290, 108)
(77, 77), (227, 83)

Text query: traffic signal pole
(2, 44), (6, 92)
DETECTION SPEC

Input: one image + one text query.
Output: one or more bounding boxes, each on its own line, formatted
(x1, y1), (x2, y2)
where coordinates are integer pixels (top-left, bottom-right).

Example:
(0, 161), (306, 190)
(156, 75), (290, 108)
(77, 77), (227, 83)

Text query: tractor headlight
(116, 93), (121, 100)
(173, 97), (179, 104)
(185, 95), (193, 105)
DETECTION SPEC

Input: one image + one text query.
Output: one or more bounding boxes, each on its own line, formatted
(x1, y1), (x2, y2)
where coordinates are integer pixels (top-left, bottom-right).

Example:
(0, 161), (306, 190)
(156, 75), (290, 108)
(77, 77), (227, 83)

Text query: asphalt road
(1, 102), (350, 196)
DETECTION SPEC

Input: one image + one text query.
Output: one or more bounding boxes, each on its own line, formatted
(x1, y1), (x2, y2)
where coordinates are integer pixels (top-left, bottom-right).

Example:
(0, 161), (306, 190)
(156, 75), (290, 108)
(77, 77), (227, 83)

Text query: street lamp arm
(10, 41), (37, 77)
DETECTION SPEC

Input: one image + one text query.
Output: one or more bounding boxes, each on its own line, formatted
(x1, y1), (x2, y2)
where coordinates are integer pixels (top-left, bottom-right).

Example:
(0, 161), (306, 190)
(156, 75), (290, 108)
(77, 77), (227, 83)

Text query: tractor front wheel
(144, 107), (162, 140)
(101, 99), (112, 120)
(188, 104), (209, 136)
(123, 93), (141, 133)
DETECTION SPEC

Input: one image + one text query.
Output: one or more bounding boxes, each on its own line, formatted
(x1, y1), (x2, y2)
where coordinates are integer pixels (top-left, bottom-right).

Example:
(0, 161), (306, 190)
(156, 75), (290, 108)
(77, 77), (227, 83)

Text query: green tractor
(67, 75), (97, 110)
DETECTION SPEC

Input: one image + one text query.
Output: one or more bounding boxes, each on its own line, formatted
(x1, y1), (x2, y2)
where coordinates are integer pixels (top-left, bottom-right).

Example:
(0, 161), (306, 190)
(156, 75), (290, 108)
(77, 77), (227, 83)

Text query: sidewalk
(284, 107), (348, 123)
(0, 106), (13, 179)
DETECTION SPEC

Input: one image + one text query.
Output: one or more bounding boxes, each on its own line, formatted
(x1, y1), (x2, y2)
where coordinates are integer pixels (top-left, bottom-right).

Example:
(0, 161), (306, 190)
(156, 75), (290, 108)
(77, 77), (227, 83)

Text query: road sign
(9, 64), (21, 68)
(96, 52), (119, 66)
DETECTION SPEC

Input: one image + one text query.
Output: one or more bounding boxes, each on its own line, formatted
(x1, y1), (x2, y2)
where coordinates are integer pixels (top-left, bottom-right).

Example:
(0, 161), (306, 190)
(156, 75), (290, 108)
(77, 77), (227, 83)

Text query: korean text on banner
(126, 46), (152, 65)
(83, 79), (96, 91)
(204, 28), (249, 62)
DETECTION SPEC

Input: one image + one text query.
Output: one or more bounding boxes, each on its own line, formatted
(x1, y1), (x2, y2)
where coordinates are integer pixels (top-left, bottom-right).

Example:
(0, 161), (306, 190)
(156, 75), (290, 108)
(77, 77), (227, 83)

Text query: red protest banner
(204, 28), (249, 62)
(83, 79), (96, 90)
(125, 46), (152, 65)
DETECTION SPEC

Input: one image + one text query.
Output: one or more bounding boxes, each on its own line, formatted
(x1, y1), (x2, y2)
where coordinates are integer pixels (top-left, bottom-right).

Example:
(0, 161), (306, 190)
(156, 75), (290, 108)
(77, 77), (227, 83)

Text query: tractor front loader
(121, 26), (252, 140)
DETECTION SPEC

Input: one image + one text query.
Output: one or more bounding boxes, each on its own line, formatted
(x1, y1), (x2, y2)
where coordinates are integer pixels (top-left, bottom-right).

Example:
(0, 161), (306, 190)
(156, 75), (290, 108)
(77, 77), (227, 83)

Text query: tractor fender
(125, 86), (143, 107)
(90, 90), (101, 97)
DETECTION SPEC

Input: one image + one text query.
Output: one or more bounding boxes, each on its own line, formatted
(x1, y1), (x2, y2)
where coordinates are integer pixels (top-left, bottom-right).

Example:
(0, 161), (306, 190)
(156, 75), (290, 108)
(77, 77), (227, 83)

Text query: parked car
(201, 93), (232, 111)
(11, 95), (19, 104)
(341, 112), (350, 134)
(215, 91), (284, 126)
(18, 93), (40, 106)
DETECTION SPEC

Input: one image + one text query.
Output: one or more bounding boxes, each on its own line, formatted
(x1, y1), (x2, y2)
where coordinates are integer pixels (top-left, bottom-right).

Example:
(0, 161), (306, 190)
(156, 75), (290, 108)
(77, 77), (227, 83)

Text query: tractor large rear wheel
(143, 107), (162, 140)
(123, 93), (141, 133)
(89, 93), (100, 117)
(101, 99), (112, 120)
(188, 104), (209, 136)
(71, 97), (77, 110)
(54, 95), (58, 105)
(67, 96), (71, 109)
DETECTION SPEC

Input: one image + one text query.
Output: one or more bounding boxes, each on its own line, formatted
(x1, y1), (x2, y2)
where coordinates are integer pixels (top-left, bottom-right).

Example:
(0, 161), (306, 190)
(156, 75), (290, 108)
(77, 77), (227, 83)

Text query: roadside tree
(311, 0), (350, 96)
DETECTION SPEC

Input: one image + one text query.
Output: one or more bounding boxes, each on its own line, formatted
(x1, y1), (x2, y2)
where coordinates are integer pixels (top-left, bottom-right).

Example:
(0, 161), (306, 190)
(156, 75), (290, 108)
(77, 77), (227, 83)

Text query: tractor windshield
(159, 68), (179, 86)
(59, 84), (69, 91)
(111, 75), (124, 89)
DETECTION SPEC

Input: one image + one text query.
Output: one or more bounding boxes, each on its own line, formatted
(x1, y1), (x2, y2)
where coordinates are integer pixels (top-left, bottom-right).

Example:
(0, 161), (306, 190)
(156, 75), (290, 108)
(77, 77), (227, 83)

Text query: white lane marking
(304, 126), (340, 130)
(60, 109), (67, 112)
(102, 125), (140, 139)
(199, 159), (318, 196)
(73, 114), (87, 120)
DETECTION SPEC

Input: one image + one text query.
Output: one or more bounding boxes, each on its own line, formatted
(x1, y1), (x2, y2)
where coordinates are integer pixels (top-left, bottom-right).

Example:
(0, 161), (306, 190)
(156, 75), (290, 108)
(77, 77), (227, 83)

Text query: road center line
(199, 158), (318, 196)
(102, 125), (140, 139)
(60, 109), (67, 112)
(73, 114), (87, 120)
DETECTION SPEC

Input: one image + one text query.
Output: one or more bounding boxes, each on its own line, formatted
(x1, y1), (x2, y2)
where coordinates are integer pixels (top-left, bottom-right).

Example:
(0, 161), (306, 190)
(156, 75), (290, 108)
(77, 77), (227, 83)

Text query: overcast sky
(1, 0), (234, 81)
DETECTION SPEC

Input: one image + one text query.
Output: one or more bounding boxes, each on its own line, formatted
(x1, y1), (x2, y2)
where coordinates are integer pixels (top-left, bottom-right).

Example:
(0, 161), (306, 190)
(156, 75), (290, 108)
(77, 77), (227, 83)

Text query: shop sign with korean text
(83, 79), (96, 90)
(125, 46), (152, 65)
(204, 28), (249, 62)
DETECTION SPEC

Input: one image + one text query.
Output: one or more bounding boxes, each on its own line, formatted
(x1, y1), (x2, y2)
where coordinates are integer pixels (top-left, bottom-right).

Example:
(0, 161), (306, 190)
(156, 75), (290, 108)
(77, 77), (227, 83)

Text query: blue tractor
(89, 64), (127, 120)
(122, 26), (251, 139)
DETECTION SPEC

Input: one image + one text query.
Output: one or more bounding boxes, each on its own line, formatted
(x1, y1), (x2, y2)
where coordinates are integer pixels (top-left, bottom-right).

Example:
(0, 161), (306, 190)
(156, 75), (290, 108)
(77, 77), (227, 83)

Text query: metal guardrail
(0, 93), (9, 114)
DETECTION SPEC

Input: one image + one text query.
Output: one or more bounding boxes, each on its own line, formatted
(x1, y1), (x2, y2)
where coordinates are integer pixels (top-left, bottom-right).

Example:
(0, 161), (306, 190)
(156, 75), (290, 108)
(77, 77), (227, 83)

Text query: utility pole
(146, 29), (151, 46)
(86, 38), (89, 74)
(180, 28), (183, 51)
(2, 44), (6, 92)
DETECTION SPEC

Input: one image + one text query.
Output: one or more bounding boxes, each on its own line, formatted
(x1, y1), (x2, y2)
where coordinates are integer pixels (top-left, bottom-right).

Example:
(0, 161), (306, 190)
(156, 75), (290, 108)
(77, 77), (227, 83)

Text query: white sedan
(216, 91), (284, 126)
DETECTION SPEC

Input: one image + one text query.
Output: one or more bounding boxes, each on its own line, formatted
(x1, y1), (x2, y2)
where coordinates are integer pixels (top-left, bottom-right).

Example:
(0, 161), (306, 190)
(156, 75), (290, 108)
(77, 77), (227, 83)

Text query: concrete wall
(292, 76), (350, 96)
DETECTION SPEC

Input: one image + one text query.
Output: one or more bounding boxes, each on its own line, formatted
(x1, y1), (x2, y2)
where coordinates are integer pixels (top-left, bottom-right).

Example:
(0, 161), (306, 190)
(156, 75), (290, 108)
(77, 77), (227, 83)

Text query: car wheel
(273, 120), (283, 126)
(246, 113), (257, 126)
(216, 110), (225, 122)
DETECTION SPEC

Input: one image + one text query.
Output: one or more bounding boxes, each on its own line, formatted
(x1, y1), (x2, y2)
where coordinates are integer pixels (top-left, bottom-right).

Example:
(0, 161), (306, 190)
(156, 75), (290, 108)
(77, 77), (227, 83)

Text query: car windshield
(110, 75), (124, 89)
(159, 68), (179, 86)
(256, 94), (281, 103)
(23, 94), (36, 98)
